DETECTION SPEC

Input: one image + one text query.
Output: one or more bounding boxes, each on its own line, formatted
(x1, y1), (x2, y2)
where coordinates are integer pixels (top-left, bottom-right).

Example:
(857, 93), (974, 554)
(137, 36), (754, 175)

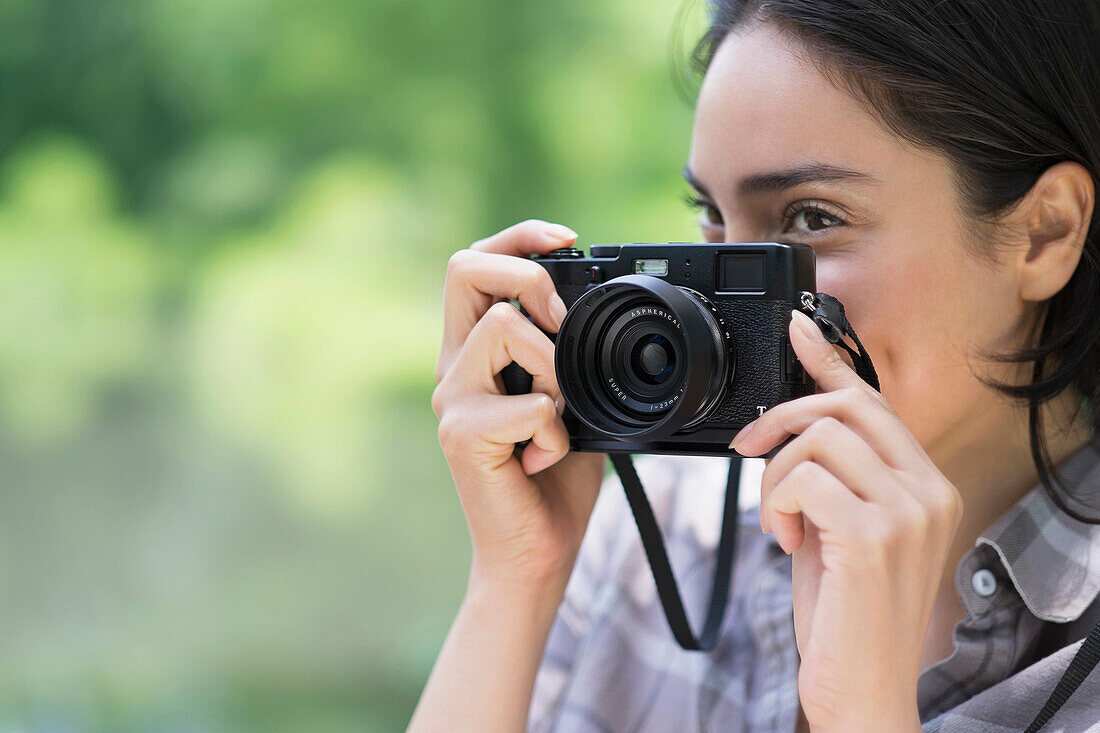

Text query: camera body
(502, 242), (816, 456)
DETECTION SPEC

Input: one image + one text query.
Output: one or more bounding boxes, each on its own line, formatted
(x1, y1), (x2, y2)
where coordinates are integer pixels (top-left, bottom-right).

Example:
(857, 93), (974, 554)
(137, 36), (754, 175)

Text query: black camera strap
(609, 452), (741, 651)
(801, 292), (880, 391)
(1024, 623), (1100, 732)
(606, 293), (1098, 729)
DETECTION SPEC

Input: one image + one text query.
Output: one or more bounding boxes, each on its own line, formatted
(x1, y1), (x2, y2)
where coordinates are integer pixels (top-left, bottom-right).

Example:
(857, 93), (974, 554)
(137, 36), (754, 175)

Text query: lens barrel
(555, 275), (734, 439)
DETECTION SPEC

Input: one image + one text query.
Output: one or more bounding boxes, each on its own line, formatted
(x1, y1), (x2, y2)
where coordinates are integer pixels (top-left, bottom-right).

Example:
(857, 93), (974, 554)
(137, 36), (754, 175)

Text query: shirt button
(972, 568), (998, 597)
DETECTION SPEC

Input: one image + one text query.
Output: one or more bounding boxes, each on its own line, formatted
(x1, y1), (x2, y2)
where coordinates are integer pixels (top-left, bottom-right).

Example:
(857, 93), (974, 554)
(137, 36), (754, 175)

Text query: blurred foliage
(0, 0), (705, 730)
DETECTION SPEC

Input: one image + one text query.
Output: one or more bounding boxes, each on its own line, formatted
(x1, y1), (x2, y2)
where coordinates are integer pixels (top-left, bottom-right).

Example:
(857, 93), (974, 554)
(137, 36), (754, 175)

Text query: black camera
(501, 242), (817, 456)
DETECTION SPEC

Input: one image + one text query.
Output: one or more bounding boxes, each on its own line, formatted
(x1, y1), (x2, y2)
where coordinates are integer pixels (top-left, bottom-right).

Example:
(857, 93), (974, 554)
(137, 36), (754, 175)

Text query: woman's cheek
(816, 251), (984, 448)
(811, 244), (916, 410)
(812, 246), (905, 339)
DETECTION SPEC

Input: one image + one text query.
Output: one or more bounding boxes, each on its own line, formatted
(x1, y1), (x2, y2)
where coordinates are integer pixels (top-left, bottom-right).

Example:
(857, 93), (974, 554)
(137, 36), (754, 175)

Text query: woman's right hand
(431, 219), (607, 598)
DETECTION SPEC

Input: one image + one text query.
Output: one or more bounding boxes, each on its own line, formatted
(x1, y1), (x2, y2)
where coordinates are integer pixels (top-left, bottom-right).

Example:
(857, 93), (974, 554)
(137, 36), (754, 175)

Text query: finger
(439, 240), (571, 382)
(521, 436), (572, 475)
(438, 392), (570, 478)
(764, 461), (865, 554)
(733, 388), (921, 470)
(470, 218), (578, 256)
(482, 393), (571, 475)
(450, 301), (561, 404)
(759, 417), (895, 534)
(789, 308), (868, 393)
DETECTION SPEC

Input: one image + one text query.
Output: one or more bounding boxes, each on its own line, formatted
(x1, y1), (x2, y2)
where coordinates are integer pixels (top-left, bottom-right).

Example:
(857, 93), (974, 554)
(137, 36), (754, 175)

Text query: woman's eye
(701, 204), (722, 226)
(784, 204), (843, 234)
(685, 194), (723, 227)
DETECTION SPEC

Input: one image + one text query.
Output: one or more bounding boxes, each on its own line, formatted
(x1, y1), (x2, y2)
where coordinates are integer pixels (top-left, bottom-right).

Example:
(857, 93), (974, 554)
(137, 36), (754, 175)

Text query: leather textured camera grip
(500, 360), (533, 396)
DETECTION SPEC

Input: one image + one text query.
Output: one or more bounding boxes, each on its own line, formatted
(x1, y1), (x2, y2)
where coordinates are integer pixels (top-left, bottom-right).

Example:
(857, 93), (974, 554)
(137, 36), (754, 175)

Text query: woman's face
(686, 23), (1029, 453)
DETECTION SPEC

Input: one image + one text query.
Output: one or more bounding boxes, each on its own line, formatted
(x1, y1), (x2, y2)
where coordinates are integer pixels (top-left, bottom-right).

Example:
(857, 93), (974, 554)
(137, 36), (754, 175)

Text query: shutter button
(972, 568), (998, 597)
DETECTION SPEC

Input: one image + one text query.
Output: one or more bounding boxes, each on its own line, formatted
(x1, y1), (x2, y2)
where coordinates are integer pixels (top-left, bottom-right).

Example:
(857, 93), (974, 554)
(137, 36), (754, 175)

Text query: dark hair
(691, 0), (1100, 521)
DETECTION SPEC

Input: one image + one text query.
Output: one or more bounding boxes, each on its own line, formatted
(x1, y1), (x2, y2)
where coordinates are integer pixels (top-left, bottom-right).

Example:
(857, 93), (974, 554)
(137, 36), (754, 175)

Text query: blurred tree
(0, 135), (160, 441)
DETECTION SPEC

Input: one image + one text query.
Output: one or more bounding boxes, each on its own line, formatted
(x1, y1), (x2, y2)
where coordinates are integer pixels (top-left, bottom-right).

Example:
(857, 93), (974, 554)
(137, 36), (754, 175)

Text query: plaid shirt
(528, 436), (1100, 732)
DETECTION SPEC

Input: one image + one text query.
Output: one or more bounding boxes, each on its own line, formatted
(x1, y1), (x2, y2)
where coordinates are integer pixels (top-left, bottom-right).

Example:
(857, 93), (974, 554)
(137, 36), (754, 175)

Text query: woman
(412, 0), (1100, 730)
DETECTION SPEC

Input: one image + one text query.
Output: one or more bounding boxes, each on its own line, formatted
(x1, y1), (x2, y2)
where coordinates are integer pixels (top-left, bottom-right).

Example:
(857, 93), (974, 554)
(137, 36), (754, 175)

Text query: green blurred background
(0, 1), (706, 730)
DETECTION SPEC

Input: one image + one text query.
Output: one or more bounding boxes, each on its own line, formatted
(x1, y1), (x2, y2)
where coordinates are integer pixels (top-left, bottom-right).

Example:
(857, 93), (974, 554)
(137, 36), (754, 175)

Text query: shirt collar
(976, 433), (1100, 623)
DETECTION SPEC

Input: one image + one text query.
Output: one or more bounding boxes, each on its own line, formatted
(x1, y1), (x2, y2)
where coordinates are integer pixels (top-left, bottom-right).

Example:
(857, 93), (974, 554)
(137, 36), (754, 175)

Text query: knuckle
(848, 384), (892, 414)
(933, 485), (964, 524)
(485, 301), (520, 331)
(822, 346), (849, 372)
(802, 416), (841, 447)
(531, 263), (556, 295)
(430, 383), (447, 418)
(438, 410), (478, 455)
(787, 460), (821, 485)
(446, 248), (475, 277)
(436, 412), (459, 449)
(861, 386), (890, 412)
(844, 386), (871, 407)
(521, 261), (551, 293)
(532, 393), (558, 424)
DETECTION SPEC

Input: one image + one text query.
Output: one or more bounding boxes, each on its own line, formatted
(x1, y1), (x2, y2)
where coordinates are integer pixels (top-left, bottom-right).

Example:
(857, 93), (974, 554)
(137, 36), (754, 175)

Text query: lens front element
(632, 334), (675, 384)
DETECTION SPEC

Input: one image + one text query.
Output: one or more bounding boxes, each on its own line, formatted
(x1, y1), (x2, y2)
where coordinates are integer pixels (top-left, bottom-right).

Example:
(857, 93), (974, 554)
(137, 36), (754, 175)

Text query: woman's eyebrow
(682, 166), (713, 198)
(683, 163), (876, 197)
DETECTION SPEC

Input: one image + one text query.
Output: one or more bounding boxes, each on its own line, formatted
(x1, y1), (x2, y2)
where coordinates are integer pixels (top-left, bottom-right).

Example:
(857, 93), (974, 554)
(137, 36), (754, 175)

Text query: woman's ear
(1015, 161), (1094, 302)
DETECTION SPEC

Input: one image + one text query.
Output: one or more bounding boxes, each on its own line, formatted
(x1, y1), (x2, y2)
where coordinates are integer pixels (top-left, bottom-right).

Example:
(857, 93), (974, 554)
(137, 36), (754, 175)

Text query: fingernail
(550, 294), (568, 330)
(791, 309), (823, 343)
(543, 223), (579, 242)
(729, 419), (755, 449)
(554, 395), (566, 415)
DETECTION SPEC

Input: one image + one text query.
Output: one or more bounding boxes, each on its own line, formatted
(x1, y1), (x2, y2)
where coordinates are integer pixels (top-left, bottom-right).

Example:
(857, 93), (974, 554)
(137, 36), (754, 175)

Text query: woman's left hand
(731, 309), (963, 733)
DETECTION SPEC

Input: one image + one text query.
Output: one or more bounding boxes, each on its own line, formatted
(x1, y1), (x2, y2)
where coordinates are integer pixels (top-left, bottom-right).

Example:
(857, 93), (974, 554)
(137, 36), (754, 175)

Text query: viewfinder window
(717, 252), (766, 292)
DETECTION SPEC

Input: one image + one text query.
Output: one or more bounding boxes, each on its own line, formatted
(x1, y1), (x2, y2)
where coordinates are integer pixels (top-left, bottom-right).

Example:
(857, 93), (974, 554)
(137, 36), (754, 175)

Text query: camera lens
(554, 275), (734, 440)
